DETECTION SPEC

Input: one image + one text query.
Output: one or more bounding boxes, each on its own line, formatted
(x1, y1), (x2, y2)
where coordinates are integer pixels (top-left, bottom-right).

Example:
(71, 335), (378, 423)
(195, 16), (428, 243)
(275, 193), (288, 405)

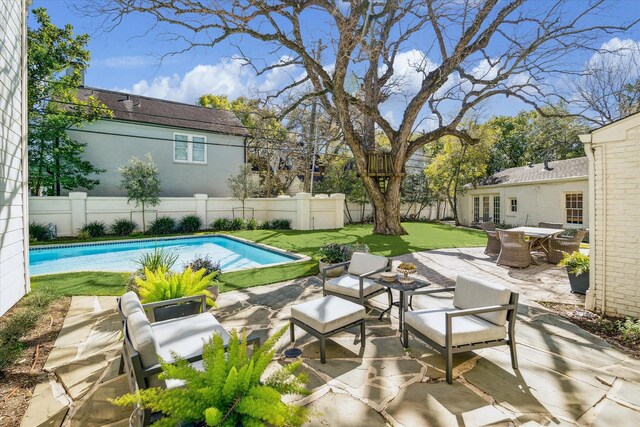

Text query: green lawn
(31, 222), (485, 297)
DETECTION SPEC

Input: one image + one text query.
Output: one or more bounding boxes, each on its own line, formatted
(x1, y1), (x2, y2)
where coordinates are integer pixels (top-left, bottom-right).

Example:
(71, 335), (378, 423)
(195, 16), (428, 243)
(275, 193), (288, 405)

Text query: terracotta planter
(319, 260), (345, 277)
(566, 267), (589, 295)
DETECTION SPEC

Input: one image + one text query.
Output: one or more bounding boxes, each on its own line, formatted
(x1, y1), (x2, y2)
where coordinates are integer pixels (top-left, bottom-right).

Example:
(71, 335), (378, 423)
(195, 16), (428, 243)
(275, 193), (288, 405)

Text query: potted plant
(318, 243), (350, 277)
(558, 251), (589, 294)
(111, 326), (310, 427)
(136, 266), (217, 321)
(183, 255), (222, 303)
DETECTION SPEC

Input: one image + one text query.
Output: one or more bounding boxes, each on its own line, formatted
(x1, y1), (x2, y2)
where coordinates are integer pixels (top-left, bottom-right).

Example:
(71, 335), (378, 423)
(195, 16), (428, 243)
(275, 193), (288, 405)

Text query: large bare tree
(92, 0), (637, 235)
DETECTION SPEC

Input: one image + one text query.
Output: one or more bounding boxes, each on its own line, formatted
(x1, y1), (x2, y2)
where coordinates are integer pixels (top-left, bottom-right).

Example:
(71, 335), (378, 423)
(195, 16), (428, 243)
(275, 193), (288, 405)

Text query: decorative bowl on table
(396, 262), (417, 284)
(380, 271), (397, 282)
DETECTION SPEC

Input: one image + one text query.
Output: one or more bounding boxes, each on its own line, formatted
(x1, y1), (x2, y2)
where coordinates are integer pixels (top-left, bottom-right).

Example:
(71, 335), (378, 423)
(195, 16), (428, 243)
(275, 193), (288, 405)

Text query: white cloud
(587, 37), (640, 76)
(386, 49), (438, 95)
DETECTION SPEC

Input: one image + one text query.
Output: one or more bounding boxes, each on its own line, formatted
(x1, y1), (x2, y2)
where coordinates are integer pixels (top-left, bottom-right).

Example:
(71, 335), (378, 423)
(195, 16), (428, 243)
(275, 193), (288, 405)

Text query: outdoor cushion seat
(290, 295), (366, 334)
(153, 313), (230, 362)
(405, 308), (507, 347)
(324, 275), (384, 300)
(119, 291), (145, 318)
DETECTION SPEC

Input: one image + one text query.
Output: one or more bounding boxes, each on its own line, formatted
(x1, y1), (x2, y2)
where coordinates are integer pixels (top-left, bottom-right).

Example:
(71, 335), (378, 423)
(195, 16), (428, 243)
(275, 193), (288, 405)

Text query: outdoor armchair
(402, 275), (519, 384)
(497, 230), (532, 268)
(479, 221), (501, 255)
(322, 252), (391, 305)
(547, 230), (588, 264)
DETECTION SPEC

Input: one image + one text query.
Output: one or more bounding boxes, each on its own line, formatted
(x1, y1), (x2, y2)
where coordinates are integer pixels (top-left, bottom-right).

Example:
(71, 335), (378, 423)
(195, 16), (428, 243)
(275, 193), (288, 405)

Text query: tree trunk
(344, 200), (352, 223)
(142, 203), (146, 233)
(367, 175), (406, 235)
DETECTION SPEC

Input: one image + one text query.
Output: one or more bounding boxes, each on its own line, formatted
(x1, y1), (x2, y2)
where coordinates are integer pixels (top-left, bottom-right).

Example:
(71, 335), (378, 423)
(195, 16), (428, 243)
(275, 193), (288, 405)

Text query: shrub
(270, 218), (292, 230)
(29, 222), (54, 241)
(319, 243), (350, 264)
(558, 251), (589, 275)
(81, 221), (107, 238)
(111, 218), (137, 236)
(179, 214), (203, 233)
(618, 317), (640, 343)
(183, 254), (222, 280)
(211, 217), (233, 231)
(0, 308), (41, 371)
(111, 326), (309, 427)
(148, 216), (176, 235)
(260, 219), (273, 230)
(128, 248), (179, 293)
(229, 217), (245, 231)
(245, 217), (258, 230)
(77, 230), (91, 240)
(136, 266), (216, 306)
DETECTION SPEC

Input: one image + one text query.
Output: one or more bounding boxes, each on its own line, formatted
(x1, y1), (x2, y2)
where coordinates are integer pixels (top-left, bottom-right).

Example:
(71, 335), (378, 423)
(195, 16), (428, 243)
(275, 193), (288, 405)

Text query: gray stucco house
(68, 87), (249, 197)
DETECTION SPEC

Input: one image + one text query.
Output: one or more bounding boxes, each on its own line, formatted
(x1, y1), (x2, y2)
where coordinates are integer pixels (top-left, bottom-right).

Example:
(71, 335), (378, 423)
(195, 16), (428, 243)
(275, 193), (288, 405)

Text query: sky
(30, 0), (640, 129)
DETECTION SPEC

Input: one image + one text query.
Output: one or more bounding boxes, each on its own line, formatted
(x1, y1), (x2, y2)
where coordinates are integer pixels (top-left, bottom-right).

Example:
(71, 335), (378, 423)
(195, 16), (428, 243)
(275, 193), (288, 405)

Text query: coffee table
(375, 277), (431, 331)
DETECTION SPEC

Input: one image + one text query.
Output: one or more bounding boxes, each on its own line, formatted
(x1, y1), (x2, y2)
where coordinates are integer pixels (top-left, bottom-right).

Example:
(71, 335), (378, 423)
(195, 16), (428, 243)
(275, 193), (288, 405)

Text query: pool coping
(29, 233), (311, 275)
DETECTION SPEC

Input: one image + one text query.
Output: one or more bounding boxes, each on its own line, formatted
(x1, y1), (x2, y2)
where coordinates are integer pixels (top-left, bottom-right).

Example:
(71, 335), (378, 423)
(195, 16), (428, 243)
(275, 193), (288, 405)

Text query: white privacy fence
(29, 192), (452, 237)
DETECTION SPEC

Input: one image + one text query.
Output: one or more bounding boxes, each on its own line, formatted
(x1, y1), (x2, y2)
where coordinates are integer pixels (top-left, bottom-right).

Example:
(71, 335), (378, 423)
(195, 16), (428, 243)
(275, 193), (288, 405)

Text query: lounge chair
(402, 275), (519, 383)
(497, 230), (532, 268)
(479, 221), (501, 255)
(322, 252), (391, 305)
(547, 230), (588, 264)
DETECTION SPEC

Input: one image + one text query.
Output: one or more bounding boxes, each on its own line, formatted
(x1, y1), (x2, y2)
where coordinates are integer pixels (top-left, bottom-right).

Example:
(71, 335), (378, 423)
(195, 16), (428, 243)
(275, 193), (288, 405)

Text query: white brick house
(581, 113), (640, 318)
(0, 1), (29, 316)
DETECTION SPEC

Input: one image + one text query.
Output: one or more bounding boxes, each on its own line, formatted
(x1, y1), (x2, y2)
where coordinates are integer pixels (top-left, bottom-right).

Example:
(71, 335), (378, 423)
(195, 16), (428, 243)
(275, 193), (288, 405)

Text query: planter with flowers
(558, 251), (589, 294)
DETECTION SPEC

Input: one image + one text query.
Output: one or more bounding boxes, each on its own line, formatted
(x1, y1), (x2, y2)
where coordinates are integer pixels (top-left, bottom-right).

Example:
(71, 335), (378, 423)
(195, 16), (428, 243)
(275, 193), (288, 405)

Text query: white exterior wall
(458, 178), (589, 229)
(0, 1), (28, 316)
(29, 192), (346, 236)
(585, 114), (640, 318)
(66, 119), (246, 197)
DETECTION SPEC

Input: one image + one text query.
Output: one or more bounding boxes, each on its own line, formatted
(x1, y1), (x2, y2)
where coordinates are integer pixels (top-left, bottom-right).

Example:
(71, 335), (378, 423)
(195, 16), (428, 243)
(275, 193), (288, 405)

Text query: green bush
(148, 216), (176, 235)
(81, 221), (107, 238)
(183, 254), (222, 279)
(229, 217), (245, 231)
(270, 218), (292, 230)
(558, 251), (589, 275)
(0, 308), (41, 371)
(211, 217), (233, 231)
(319, 243), (350, 264)
(245, 218), (258, 230)
(77, 230), (91, 240)
(618, 317), (640, 343)
(29, 222), (54, 241)
(136, 266), (216, 307)
(111, 218), (138, 236)
(111, 326), (309, 427)
(179, 214), (203, 233)
(260, 219), (273, 230)
(128, 248), (179, 293)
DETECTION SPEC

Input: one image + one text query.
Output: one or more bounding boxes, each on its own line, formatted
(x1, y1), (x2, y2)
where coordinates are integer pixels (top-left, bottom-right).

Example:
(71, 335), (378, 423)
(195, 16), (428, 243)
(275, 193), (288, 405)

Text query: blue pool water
(29, 236), (297, 276)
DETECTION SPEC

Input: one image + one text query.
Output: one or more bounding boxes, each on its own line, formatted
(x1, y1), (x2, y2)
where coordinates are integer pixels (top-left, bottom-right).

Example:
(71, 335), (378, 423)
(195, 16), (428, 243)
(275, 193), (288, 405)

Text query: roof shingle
(76, 87), (249, 137)
(480, 157), (588, 187)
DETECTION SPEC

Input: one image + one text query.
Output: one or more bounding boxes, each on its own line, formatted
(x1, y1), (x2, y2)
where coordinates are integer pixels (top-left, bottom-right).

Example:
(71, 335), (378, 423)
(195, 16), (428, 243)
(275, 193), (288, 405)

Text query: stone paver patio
(22, 248), (640, 426)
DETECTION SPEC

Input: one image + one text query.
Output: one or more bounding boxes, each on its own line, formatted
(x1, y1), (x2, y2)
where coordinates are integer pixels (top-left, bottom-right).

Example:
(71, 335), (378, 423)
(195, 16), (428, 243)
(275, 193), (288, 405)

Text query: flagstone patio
(21, 248), (640, 426)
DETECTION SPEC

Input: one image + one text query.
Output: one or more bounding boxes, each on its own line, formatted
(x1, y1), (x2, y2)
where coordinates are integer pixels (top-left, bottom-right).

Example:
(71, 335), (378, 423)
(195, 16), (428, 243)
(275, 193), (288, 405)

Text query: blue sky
(31, 0), (640, 127)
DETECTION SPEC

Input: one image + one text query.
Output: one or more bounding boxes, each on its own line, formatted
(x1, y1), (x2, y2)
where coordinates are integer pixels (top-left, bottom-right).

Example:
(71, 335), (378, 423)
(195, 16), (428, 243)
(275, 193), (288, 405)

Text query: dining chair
(547, 230), (588, 264)
(479, 221), (501, 255)
(496, 230), (532, 268)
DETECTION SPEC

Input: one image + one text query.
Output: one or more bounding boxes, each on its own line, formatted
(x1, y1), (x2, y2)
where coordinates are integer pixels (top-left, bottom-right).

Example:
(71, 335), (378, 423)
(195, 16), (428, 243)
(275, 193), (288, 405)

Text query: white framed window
(565, 192), (583, 224)
(473, 196), (480, 223)
(493, 196), (501, 224)
(173, 133), (207, 164)
(509, 198), (518, 213)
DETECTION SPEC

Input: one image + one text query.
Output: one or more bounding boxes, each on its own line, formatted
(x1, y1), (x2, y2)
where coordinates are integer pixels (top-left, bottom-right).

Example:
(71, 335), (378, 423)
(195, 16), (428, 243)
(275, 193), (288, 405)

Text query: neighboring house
(457, 157), (589, 228)
(581, 112), (640, 318)
(0, 1), (29, 316)
(68, 87), (249, 197)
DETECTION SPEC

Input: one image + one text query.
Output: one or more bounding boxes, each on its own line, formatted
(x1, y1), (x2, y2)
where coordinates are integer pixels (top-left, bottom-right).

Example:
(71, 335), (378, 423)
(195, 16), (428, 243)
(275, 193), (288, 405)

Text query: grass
(30, 222), (485, 295)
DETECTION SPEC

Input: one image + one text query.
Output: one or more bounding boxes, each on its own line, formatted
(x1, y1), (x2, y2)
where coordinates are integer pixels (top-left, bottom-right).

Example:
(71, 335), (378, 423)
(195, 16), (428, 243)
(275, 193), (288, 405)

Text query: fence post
(330, 193), (345, 229)
(68, 192), (87, 235)
(194, 194), (208, 228)
(295, 192), (311, 230)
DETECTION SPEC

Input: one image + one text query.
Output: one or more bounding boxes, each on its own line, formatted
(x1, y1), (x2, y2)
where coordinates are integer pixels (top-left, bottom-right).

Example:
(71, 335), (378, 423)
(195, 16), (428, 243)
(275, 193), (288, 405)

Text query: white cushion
(347, 252), (388, 278)
(453, 275), (512, 326)
(152, 312), (230, 362)
(405, 308), (507, 347)
(291, 295), (365, 334)
(120, 291), (144, 317)
(126, 311), (161, 369)
(324, 274), (384, 299)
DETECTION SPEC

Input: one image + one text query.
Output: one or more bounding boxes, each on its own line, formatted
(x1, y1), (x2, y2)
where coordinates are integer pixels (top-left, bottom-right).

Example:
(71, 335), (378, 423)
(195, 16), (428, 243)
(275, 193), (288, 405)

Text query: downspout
(580, 133), (598, 312)
(21, 0), (31, 293)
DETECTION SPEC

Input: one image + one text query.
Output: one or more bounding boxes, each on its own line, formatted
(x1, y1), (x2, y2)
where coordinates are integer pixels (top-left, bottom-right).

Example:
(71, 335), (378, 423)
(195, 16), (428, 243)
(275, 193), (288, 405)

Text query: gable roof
(76, 87), (249, 137)
(479, 157), (588, 187)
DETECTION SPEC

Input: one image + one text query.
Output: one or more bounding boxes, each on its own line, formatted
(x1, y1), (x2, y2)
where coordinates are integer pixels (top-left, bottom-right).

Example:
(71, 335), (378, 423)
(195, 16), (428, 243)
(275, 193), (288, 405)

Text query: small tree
(119, 154), (160, 232)
(401, 172), (433, 220)
(227, 163), (261, 219)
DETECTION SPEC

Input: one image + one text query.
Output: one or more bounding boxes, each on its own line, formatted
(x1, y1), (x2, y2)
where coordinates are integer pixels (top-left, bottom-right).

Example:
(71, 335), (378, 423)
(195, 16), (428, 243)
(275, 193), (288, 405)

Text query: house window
(473, 197), (480, 223)
(493, 196), (501, 224)
(566, 193), (583, 224)
(509, 198), (518, 213)
(483, 196), (490, 221)
(174, 133), (207, 164)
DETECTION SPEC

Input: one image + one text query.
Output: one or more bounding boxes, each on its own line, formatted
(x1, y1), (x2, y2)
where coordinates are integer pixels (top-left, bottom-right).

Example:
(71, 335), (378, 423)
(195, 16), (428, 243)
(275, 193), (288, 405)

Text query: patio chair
(538, 222), (564, 229)
(479, 221), (501, 255)
(547, 230), (588, 264)
(322, 252), (391, 306)
(402, 275), (519, 384)
(496, 230), (532, 268)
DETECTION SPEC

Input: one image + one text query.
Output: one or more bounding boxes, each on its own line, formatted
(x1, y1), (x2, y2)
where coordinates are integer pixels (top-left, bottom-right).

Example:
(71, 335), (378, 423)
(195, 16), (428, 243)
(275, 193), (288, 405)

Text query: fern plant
(111, 326), (309, 427)
(136, 266), (216, 306)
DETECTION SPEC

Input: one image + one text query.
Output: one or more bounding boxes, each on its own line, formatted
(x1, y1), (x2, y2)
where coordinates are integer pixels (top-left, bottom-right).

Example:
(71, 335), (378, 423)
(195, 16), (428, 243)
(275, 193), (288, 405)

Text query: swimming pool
(29, 236), (300, 276)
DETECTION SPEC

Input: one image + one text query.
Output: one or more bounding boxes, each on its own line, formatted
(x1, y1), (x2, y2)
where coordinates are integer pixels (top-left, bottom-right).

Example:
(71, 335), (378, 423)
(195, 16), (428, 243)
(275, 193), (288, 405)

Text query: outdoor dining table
(506, 226), (564, 262)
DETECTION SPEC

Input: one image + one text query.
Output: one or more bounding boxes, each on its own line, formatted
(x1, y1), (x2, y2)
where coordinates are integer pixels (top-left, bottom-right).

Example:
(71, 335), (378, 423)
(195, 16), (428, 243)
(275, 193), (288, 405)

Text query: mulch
(0, 298), (70, 427)
(540, 301), (640, 359)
